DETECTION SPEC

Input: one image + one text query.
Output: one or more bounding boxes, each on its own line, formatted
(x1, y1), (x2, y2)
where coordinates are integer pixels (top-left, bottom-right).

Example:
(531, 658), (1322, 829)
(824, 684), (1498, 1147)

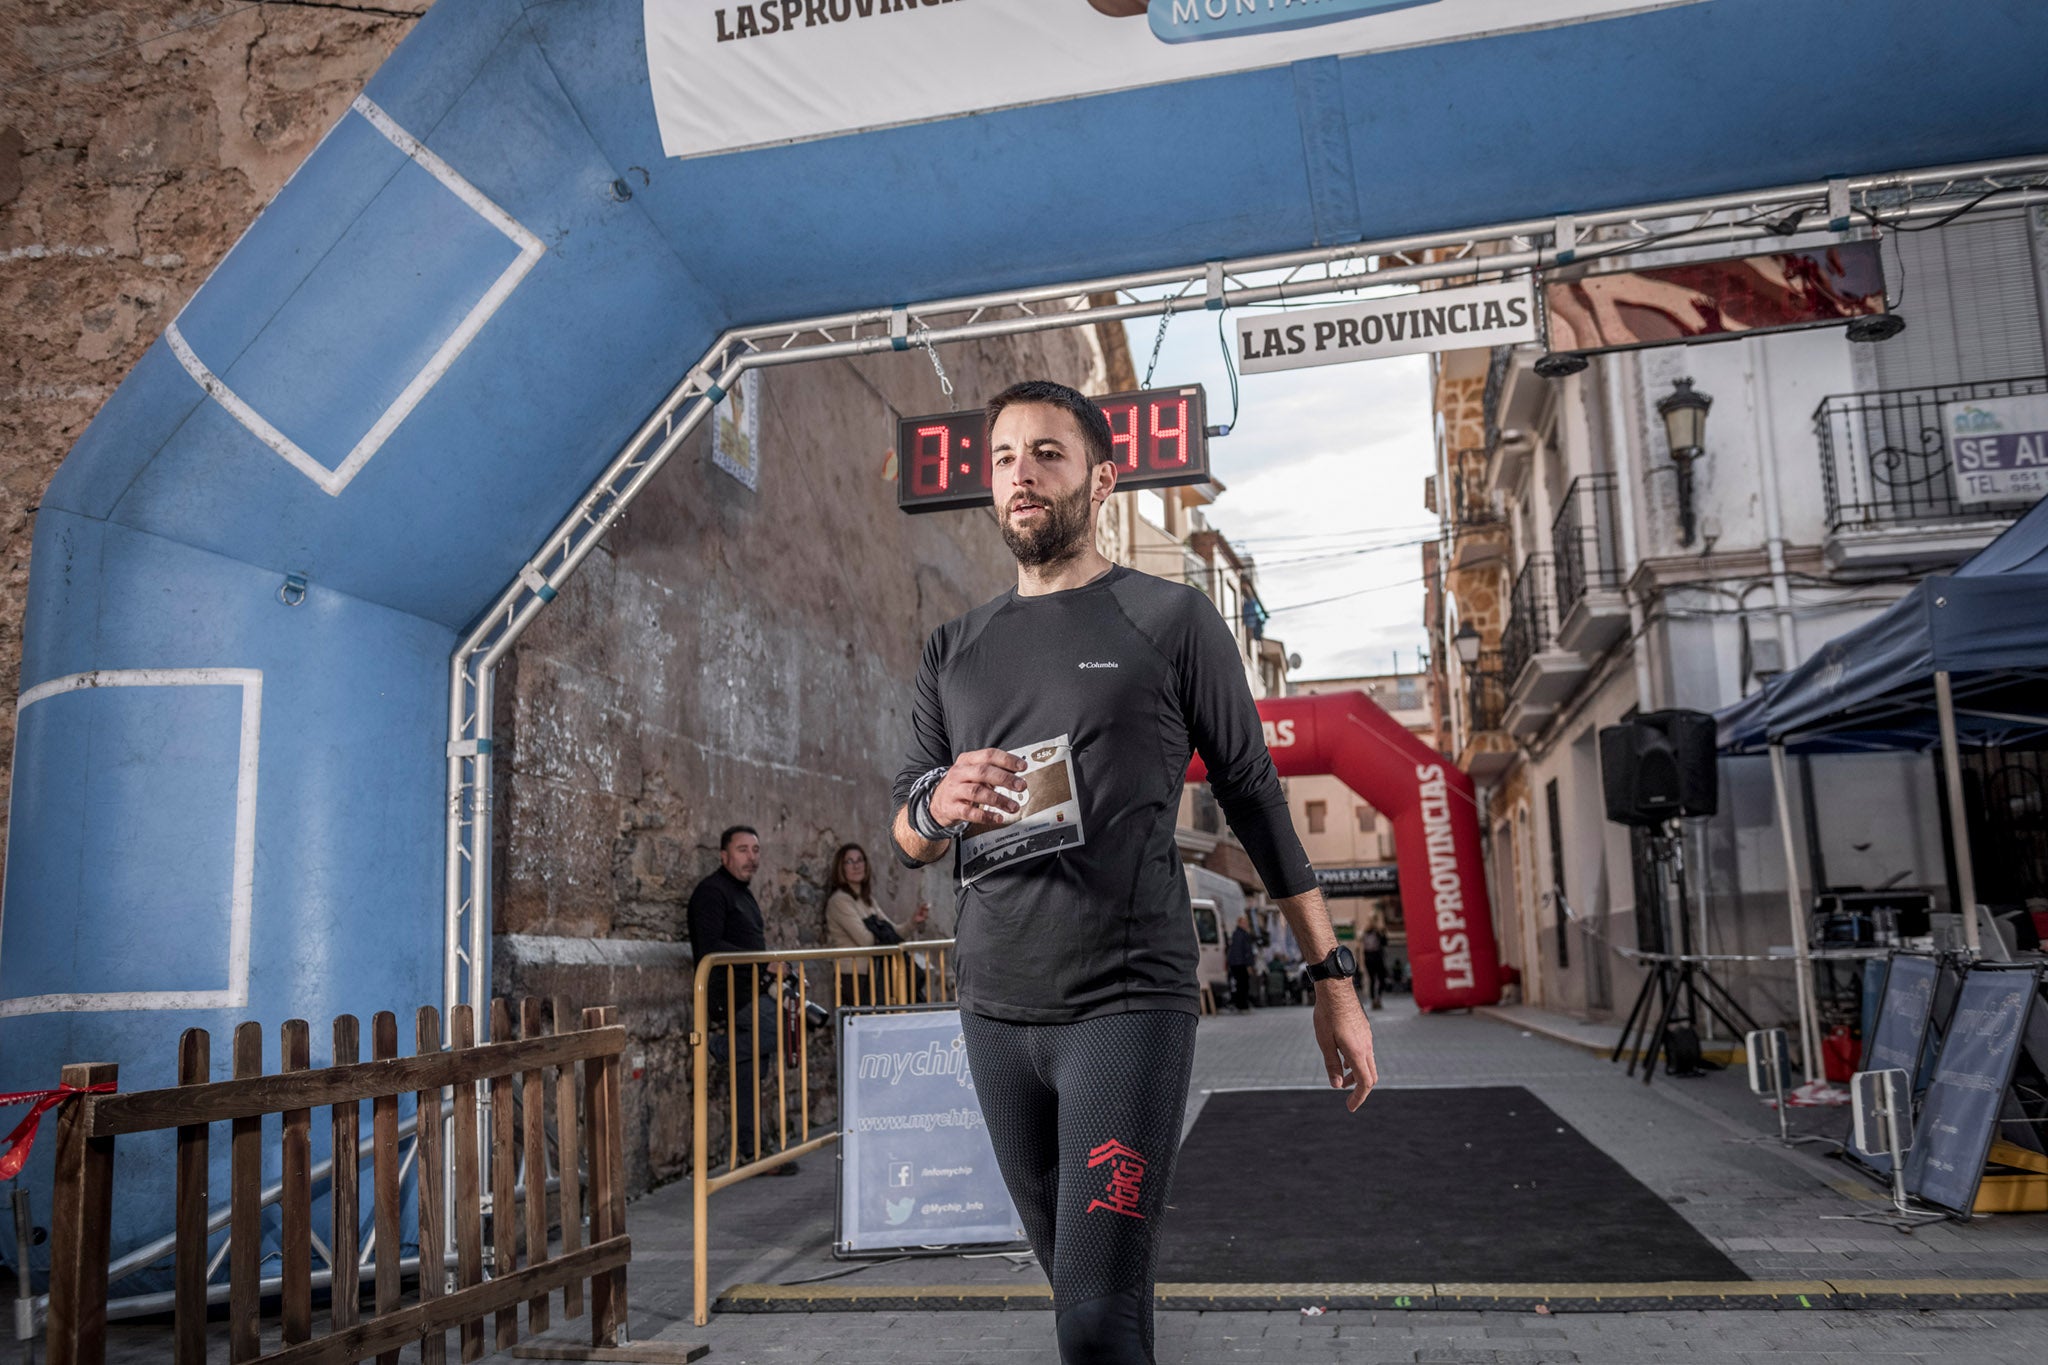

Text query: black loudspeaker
(1598, 710), (1719, 826)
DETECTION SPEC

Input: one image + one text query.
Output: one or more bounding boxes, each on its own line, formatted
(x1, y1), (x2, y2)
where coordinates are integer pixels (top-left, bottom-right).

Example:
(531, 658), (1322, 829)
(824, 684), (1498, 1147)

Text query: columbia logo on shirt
(1078, 661), (1119, 669)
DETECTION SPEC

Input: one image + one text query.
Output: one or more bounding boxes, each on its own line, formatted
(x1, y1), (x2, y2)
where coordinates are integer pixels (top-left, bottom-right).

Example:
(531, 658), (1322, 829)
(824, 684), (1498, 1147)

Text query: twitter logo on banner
(885, 1196), (915, 1226)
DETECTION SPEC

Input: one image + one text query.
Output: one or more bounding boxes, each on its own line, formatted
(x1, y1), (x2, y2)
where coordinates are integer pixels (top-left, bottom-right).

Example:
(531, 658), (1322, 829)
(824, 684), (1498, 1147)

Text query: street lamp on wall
(1656, 377), (1712, 547)
(1452, 620), (1482, 667)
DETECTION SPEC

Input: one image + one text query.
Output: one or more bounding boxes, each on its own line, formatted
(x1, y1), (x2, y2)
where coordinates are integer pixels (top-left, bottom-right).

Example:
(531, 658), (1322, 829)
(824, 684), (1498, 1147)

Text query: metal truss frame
(443, 152), (2048, 1027)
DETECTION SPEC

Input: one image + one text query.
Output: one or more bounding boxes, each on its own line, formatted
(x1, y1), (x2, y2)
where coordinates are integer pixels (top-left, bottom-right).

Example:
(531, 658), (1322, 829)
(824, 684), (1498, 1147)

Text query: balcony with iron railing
(1501, 553), (1590, 735)
(1501, 553), (1555, 685)
(1481, 343), (1542, 492)
(1816, 375), (2046, 570)
(1457, 648), (1514, 782)
(1447, 449), (1507, 569)
(1550, 472), (1629, 654)
(1482, 344), (1512, 453)
(1466, 650), (1507, 732)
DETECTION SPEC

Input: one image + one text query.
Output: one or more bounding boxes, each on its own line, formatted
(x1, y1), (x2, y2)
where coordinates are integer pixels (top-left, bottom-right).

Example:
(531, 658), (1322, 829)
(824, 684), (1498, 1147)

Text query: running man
(892, 379), (1378, 1363)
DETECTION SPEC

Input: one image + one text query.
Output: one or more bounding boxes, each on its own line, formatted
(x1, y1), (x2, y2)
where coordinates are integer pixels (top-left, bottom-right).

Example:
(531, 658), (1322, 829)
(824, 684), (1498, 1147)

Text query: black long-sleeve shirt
(893, 565), (1316, 1023)
(687, 866), (766, 1021)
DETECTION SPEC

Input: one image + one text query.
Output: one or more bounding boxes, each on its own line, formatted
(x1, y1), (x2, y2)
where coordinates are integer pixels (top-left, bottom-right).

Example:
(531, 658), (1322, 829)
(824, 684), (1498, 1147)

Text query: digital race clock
(896, 385), (1210, 514)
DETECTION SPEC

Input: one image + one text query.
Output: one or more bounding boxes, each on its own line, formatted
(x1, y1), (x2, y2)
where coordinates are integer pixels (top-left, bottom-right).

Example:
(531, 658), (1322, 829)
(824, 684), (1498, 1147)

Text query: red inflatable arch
(1188, 691), (1502, 1011)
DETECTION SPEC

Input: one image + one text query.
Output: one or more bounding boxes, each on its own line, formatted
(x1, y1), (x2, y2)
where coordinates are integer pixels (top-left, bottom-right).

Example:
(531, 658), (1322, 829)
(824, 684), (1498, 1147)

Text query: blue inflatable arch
(4, 0), (2047, 1263)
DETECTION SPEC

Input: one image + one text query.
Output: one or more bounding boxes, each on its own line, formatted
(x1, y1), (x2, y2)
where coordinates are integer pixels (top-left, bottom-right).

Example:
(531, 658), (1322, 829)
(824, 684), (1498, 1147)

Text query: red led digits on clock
(911, 424), (950, 495)
(898, 387), (1202, 512)
(1148, 398), (1189, 470)
(1103, 401), (1141, 474)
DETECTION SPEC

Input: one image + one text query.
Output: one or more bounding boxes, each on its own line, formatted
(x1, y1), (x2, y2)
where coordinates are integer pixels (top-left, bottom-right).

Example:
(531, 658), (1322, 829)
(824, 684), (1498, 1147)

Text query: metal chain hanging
(912, 319), (954, 398)
(1142, 306), (1173, 388)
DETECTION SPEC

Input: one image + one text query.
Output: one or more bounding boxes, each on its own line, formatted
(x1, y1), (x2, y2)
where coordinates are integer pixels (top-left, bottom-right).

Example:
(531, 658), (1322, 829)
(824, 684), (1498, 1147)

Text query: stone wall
(492, 329), (1117, 1192)
(0, 0), (430, 889)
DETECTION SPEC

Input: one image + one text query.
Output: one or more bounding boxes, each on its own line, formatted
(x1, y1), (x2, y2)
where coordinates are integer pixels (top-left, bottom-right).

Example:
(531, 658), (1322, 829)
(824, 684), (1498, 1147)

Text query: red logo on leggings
(1086, 1139), (1147, 1219)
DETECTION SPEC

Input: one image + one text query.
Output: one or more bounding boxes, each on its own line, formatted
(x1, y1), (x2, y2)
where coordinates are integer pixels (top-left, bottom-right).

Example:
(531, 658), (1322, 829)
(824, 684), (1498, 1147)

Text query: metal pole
(1771, 1040), (1793, 1144)
(1934, 670), (1982, 956)
(1884, 1075), (1913, 1215)
(1769, 743), (1823, 1085)
(1744, 337), (1799, 669)
(692, 962), (711, 1328)
(12, 1187), (32, 1364)
(470, 665), (493, 1023)
(1602, 353), (1654, 713)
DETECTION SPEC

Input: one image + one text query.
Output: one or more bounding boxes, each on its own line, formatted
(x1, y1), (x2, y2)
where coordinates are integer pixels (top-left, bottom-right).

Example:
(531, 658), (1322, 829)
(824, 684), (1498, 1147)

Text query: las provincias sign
(1236, 278), (1537, 374)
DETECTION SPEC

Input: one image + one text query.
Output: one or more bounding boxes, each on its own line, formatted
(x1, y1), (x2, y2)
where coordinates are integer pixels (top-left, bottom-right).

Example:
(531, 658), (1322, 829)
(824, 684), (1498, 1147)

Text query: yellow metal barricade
(690, 939), (955, 1325)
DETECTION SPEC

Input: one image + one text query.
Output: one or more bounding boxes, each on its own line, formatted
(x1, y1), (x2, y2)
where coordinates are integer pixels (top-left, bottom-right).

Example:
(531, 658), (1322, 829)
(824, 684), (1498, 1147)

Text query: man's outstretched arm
(1273, 886), (1379, 1111)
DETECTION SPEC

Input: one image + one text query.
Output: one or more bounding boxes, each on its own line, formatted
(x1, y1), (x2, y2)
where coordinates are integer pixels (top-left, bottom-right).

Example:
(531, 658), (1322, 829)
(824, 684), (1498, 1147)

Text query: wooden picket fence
(45, 1000), (699, 1364)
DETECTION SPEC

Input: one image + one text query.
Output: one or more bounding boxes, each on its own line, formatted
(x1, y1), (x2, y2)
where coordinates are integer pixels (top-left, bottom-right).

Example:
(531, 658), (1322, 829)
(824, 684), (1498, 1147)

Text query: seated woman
(823, 842), (929, 1007)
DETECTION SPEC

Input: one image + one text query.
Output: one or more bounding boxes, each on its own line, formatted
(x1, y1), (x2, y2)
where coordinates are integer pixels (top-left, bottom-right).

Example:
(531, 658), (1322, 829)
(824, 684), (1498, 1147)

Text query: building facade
(1427, 209), (2048, 1025)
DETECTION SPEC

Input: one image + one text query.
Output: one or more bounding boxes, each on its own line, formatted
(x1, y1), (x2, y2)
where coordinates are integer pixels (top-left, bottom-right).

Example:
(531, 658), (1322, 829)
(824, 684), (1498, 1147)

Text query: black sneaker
(762, 1160), (801, 1177)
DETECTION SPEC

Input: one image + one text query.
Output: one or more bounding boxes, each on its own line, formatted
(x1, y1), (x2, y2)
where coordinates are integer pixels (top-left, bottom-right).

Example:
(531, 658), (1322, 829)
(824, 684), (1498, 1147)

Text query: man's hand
(892, 750), (1030, 867)
(1312, 980), (1378, 1112)
(929, 749), (1027, 827)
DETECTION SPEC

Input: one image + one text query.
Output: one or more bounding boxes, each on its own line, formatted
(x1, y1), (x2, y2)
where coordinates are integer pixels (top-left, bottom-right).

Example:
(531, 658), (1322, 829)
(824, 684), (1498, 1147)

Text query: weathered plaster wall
(0, 0), (430, 889)
(493, 330), (1118, 1191)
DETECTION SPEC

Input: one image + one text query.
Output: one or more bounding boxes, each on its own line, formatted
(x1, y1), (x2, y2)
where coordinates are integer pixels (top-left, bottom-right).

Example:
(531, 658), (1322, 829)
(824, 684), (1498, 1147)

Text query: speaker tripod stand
(1612, 821), (1760, 1084)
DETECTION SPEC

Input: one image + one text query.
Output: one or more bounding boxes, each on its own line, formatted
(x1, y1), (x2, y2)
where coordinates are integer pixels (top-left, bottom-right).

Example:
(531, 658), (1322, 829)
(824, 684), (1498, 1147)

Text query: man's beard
(999, 481), (1093, 568)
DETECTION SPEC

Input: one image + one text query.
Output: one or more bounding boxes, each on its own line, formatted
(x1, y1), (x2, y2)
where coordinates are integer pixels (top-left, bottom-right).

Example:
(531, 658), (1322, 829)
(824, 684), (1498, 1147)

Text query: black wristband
(908, 767), (964, 843)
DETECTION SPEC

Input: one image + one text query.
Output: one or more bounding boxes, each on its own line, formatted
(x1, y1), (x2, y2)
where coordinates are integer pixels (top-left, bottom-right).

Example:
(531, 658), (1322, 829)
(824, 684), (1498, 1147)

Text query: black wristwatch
(1304, 945), (1358, 984)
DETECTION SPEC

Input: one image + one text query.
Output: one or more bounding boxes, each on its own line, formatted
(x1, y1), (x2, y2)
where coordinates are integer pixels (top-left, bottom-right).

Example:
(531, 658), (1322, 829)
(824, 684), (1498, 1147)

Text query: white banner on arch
(645, 0), (1705, 160)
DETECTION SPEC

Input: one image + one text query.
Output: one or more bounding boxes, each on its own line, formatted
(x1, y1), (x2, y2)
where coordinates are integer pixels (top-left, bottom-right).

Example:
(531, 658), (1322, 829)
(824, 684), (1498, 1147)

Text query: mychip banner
(646, 0), (1706, 160)
(837, 1007), (1025, 1254)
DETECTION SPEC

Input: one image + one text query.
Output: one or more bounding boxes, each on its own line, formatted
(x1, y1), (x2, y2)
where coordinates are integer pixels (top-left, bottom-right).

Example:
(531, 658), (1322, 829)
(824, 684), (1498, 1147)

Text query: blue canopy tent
(1715, 496), (2048, 1073)
(1718, 502), (2048, 757)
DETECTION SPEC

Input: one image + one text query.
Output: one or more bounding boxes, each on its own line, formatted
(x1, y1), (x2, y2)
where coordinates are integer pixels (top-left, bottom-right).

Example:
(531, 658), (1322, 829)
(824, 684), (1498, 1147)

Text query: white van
(1185, 865), (1247, 1002)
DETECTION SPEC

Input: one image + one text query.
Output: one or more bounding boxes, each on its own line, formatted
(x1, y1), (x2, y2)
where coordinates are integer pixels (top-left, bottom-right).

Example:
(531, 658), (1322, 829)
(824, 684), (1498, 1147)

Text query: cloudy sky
(1123, 307), (1440, 681)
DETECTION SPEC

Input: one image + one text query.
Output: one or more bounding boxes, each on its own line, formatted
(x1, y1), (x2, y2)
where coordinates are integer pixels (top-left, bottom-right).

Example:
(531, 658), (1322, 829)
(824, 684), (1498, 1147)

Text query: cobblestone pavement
(93, 998), (2048, 1363)
(586, 1301), (2048, 1365)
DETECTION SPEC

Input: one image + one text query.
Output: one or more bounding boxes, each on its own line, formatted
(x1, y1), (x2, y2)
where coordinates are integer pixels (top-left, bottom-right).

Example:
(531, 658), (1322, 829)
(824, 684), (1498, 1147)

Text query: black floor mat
(1156, 1086), (1744, 1284)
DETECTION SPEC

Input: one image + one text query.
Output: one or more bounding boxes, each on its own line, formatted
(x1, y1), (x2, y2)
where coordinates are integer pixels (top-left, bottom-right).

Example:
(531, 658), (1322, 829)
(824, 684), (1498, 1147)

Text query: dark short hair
(986, 379), (1114, 469)
(719, 824), (758, 850)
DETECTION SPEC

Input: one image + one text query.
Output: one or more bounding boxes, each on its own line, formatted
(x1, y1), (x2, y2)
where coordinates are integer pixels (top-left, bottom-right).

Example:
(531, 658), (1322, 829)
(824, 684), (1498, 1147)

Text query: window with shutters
(1305, 800), (1327, 835)
(1875, 212), (2047, 390)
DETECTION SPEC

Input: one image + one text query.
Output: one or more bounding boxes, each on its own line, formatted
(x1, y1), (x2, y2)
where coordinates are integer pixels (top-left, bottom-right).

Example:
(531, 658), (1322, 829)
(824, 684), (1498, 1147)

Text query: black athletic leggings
(961, 1009), (1198, 1365)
